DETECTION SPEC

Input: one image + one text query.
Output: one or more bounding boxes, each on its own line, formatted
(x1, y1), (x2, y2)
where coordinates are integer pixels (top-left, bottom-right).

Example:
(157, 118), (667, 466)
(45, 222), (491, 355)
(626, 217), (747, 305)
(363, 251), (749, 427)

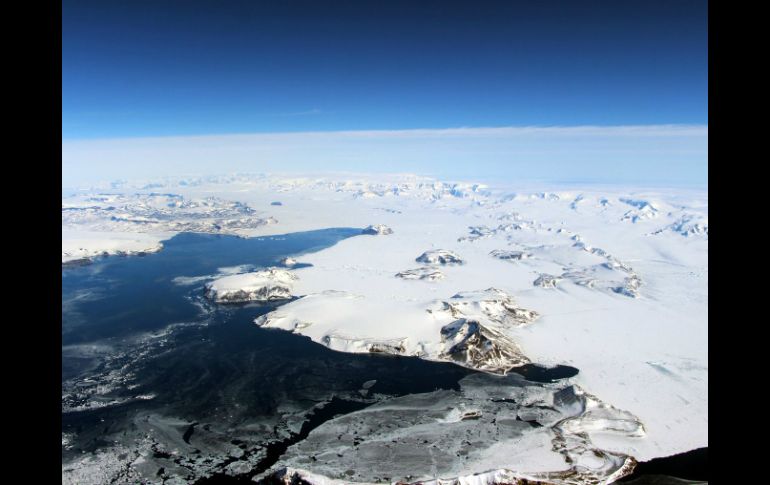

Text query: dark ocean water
(61, 230), (478, 480)
(62, 229), (364, 345)
(620, 448), (708, 484)
(61, 229), (695, 484)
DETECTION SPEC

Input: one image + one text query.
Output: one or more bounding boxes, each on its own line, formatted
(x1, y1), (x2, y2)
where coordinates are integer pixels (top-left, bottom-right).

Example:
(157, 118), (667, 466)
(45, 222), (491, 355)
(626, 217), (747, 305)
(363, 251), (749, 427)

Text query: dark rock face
(489, 249), (530, 261)
(395, 267), (445, 281)
(440, 318), (530, 373)
(533, 274), (560, 288)
(205, 285), (293, 303)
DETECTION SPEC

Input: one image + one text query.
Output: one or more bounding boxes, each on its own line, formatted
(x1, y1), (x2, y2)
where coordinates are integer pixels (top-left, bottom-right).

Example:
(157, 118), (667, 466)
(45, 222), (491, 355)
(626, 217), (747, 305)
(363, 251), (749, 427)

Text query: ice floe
(261, 373), (644, 484)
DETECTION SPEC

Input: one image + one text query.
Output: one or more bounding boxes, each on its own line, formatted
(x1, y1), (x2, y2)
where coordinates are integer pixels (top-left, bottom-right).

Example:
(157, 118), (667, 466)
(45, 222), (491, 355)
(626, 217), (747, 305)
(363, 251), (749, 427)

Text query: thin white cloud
(64, 124), (707, 143)
(62, 124), (708, 187)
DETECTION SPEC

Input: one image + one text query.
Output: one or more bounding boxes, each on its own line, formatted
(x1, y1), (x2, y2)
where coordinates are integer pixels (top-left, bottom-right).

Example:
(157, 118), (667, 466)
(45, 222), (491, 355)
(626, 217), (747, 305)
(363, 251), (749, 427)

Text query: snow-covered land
(62, 230), (168, 264)
(61, 192), (276, 263)
(362, 224), (394, 235)
(62, 173), (707, 482)
(205, 268), (298, 303)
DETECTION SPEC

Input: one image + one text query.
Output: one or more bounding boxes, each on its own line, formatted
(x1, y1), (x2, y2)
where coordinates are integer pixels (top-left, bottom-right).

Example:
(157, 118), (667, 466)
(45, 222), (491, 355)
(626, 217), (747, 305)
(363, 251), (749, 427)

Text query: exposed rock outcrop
(490, 249), (531, 261)
(395, 267), (445, 281)
(205, 268), (297, 303)
(362, 224), (394, 235)
(533, 274), (561, 288)
(416, 249), (463, 264)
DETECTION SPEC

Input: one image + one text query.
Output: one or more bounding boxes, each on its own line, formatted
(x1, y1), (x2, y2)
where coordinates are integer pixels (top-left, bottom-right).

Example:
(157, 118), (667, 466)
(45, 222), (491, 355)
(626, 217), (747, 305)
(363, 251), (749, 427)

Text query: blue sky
(62, 0), (708, 186)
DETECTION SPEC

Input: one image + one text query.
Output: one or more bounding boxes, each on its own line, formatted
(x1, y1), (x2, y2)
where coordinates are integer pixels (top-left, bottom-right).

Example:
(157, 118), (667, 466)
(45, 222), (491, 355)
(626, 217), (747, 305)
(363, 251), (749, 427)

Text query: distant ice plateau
(62, 173), (707, 484)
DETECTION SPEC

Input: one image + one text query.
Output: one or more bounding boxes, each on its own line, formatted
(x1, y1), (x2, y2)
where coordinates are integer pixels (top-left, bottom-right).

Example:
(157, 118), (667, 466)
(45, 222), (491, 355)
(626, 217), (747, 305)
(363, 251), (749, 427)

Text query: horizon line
(62, 123), (708, 143)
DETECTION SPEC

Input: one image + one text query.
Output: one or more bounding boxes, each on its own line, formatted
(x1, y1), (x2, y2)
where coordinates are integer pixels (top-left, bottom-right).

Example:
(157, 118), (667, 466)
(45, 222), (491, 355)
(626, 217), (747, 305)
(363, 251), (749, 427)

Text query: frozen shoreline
(62, 229), (169, 263)
(61, 173), (707, 479)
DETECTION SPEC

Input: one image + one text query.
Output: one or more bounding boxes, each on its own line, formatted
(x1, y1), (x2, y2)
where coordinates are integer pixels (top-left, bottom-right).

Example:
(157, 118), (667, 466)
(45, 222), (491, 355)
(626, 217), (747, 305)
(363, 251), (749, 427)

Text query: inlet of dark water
(509, 363), (579, 382)
(61, 230), (483, 480)
(619, 447), (708, 484)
